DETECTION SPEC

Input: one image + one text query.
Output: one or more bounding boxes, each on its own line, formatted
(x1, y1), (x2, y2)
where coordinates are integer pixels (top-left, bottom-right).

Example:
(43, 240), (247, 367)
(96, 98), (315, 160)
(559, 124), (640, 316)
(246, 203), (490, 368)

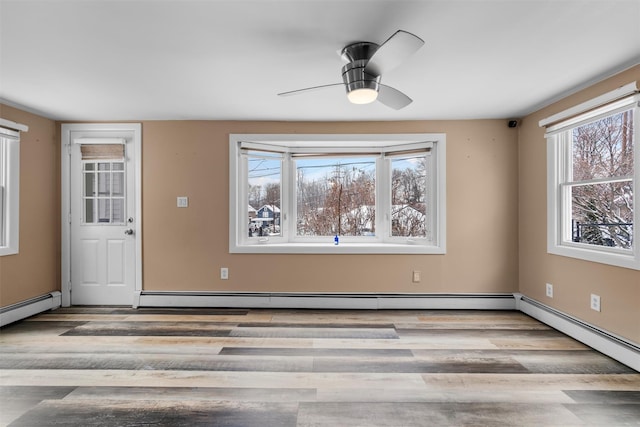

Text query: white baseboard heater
(135, 291), (517, 311)
(515, 294), (640, 372)
(0, 291), (61, 327)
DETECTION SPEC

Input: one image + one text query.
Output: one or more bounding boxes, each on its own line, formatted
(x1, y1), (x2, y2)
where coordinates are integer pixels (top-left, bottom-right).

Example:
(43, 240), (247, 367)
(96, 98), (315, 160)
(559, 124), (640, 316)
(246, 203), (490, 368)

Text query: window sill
(230, 242), (446, 254)
(548, 243), (640, 270)
(0, 246), (18, 256)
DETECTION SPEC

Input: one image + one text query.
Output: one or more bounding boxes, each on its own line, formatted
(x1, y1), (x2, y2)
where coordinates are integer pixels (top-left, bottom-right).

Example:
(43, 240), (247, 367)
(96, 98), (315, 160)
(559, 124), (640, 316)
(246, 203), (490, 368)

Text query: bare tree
(571, 110), (634, 248)
(391, 156), (428, 237)
(297, 162), (375, 236)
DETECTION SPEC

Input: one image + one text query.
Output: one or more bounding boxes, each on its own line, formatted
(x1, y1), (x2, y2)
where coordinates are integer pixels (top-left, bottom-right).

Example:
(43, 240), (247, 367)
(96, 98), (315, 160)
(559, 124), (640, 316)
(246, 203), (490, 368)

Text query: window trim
(0, 125), (21, 256)
(229, 134), (446, 254)
(545, 92), (639, 270)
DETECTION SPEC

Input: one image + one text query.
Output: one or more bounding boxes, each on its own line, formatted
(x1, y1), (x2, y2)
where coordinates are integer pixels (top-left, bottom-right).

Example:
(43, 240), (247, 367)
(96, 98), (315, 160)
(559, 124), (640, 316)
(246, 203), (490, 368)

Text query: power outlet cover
(546, 283), (553, 298)
(590, 294), (601, 312)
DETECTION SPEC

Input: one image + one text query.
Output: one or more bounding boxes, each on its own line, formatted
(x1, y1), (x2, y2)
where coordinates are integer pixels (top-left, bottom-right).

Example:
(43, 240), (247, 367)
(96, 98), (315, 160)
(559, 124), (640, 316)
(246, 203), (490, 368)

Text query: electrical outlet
(412, 270), (421, 283)
(546, 283), (553, 298)
(220, 267), (229, 280)
(590, 294), (601, 312)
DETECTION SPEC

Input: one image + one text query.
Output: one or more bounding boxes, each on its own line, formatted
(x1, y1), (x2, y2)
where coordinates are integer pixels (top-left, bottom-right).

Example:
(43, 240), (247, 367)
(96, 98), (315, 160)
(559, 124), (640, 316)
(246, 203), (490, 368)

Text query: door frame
(61, 123), (142, 307)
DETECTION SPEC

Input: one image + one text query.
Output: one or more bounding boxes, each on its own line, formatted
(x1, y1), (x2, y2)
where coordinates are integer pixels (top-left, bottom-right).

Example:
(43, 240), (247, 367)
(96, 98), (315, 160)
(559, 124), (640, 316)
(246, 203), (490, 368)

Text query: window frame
(0, 126), (21, 256)
(545, 93), (640, 270)
(229, 134), (446, 254)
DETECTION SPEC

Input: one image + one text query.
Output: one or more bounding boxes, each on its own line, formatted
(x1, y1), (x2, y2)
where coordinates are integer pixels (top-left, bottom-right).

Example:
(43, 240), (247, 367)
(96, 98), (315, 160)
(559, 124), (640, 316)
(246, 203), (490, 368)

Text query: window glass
(391, 154), (428, 238)
(247, 151), (282, 237)
(572, 110), (633, 180)
(296, 157), (376, 237)
(569, 108), (634, 249)
(571, 182), (633, 248)
(82, 160), (126, 225)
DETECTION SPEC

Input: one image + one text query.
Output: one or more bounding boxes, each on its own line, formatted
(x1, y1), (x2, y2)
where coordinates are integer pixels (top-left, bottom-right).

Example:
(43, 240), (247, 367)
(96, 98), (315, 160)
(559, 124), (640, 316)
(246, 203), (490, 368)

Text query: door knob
(124, 229), (134, 235)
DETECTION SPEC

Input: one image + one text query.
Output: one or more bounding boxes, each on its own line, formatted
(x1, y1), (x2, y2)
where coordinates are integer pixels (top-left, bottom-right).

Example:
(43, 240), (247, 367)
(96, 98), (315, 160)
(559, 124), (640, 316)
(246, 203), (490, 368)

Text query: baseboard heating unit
(0, 291), (61, 327)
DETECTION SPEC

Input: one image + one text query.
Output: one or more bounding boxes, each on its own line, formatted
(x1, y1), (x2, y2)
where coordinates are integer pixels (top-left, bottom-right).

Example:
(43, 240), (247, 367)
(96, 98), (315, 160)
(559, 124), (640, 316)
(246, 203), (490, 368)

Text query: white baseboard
(515, 293), (640, 372)
(137, 291), (517, 310)
(0, 291), (62, 327)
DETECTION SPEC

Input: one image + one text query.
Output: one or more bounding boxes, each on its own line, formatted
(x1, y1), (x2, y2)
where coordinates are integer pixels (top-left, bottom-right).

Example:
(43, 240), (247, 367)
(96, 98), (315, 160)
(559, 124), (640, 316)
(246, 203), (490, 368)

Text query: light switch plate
(177, 197), (189, 208)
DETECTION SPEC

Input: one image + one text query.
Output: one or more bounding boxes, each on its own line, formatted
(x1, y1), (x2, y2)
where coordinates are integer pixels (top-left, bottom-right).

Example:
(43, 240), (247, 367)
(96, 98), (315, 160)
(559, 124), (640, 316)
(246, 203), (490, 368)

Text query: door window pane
(85, 199), (95, 223)
(82, 160), (126, 225)
(112, 199), (125, 224)
(112, 172), (125, 197)
(84, 172), (95, 197)
(97, 172), (110, 196)
(98, 199), (110, 223)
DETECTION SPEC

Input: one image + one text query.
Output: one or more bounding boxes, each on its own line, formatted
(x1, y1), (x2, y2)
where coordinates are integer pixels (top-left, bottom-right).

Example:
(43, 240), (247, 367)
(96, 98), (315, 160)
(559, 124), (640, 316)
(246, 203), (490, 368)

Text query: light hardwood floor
(1, 307), (639, 426)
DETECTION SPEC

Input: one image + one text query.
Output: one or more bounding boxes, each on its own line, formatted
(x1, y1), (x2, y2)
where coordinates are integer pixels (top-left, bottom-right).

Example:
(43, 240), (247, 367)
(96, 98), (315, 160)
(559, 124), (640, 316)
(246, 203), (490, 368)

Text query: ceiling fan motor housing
(342, 60), (380, 94)
(341, 42), (381, 96)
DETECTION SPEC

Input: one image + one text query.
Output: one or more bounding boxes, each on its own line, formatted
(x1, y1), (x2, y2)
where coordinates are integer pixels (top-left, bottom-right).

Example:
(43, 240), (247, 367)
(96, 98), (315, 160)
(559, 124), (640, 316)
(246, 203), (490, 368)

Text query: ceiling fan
(278, 30), (424, 110)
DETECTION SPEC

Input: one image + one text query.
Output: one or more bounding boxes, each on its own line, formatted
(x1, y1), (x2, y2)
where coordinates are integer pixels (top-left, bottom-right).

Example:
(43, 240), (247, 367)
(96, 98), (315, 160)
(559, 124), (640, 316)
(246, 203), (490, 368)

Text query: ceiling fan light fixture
(347, 87), (378, 104)
(278, 30), (424, 110)
(342, 60), (380, 105)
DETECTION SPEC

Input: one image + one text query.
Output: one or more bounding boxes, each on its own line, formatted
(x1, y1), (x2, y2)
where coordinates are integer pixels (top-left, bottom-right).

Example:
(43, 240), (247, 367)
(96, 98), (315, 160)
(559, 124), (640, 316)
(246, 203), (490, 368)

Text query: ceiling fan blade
(377, 84), (412, 110)
(278, 83), (344, 97)
(364, 30), (424, 77)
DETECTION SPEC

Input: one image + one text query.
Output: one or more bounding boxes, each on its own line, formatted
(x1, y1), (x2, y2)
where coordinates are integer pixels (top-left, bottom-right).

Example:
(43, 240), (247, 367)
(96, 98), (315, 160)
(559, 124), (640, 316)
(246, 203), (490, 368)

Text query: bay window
(230, 134), (446, 254)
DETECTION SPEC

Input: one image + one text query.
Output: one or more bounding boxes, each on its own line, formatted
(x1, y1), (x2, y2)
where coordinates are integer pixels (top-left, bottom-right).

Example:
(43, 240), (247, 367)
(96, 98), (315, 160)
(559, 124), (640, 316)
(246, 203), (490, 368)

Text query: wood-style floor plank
(1, 308), (639, 426)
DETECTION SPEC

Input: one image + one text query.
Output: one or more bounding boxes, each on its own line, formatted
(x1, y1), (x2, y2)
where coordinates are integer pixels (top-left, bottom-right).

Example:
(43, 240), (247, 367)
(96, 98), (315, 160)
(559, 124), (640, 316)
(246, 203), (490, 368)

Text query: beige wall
(142, 120), (519, 294)
(518, 65), (640, 344)
(0, 105), (60, 307)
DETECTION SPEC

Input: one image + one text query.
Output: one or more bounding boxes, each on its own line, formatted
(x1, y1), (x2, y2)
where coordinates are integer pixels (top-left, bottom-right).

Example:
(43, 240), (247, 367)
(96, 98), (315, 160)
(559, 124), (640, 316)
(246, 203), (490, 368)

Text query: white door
(62, 124), (141, 306)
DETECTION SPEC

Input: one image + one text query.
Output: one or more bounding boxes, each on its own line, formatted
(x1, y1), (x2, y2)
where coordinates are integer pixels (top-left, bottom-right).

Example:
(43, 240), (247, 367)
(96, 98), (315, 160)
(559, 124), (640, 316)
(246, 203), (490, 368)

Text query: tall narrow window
(390, 151), (430, 239)
(544, 90), (639, 270)
(0, 122), (25, 256)
(246, 149), (282, 238)
(569, 109), (633, 249)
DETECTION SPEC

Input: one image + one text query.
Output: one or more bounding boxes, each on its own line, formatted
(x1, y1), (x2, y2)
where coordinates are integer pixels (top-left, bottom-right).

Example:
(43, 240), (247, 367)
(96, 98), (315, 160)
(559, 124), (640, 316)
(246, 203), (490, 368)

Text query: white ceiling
(1, 0), (639, 122)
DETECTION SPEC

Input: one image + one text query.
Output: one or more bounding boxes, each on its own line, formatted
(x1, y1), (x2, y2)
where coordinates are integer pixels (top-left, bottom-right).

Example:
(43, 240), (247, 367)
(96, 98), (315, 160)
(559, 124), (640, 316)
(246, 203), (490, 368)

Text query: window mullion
(376, 156), (389, 242)
(239, 152), (249, 244)
(283, 152), (293, 242)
